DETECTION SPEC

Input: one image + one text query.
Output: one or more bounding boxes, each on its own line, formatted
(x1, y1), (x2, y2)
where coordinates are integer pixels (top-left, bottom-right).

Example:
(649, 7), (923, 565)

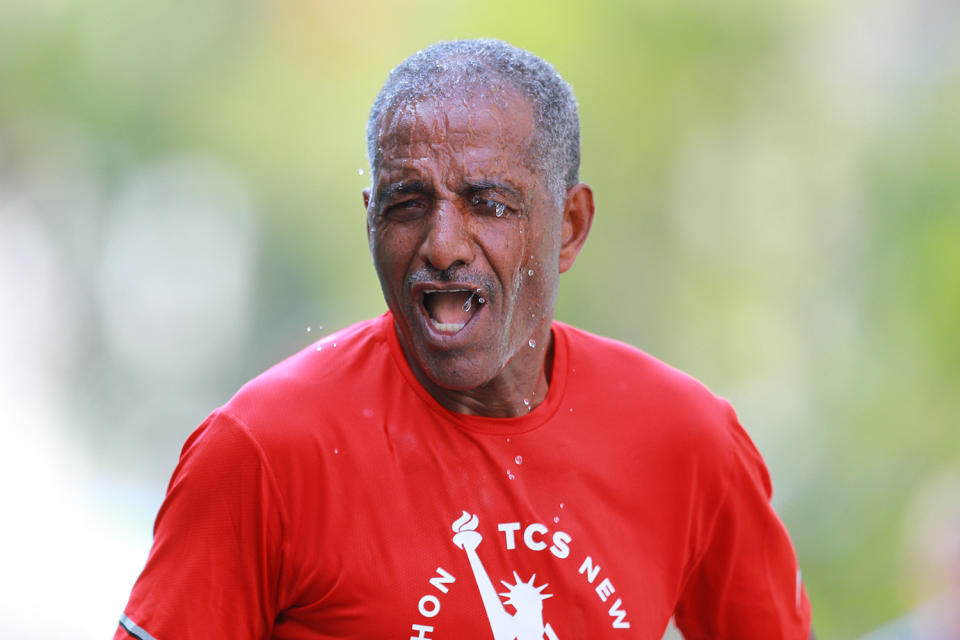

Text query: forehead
(373, 91), (538, 180)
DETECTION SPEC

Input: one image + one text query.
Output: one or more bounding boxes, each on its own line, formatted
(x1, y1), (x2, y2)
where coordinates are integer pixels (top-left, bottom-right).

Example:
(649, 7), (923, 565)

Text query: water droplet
(528, 339), (536, 348)
(333, 342), (337, 347)
(318, 325), (324, 330)
(515, 455), (523, 465)
(506, 469), (515, 480)
(559, 502), (565, 509)
(306, 326), (312, 332)
(505, 437), (511, 443)
(316, 345), (323, 351)
(553, 516), (560, 523)
(333, 448), (339, 455)
(358, 168), (364, 175)
(522, 398), (531, 411)
(569, 407), (574, 413)
(495, 203), (505, 217)
(527, 269), (534, 276)
(463, 296), (472, 312)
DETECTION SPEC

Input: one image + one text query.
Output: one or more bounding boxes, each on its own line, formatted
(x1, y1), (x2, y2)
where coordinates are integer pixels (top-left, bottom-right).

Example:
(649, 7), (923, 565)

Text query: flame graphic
(452, 510), (479, 533)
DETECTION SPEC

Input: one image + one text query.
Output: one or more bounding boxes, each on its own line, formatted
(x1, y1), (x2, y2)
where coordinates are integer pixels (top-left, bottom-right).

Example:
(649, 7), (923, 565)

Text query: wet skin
(364, 91), (594, 417)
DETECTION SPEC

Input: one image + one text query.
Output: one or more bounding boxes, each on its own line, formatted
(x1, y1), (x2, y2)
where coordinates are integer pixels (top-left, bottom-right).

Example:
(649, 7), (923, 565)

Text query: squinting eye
(472, 196), (510, 218)
(383, 200), (426, 222)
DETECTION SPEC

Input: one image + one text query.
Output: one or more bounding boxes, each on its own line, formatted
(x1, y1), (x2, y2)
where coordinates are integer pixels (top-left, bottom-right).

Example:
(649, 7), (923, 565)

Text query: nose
(420, 201), (474, 272)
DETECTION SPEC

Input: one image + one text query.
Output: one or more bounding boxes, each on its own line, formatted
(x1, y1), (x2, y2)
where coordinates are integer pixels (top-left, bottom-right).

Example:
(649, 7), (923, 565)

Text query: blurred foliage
(2, 0), (958, 637)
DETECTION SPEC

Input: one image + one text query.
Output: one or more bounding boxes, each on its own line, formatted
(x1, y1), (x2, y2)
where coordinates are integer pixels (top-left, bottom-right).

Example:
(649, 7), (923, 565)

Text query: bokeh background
(2, 0), (958, 638)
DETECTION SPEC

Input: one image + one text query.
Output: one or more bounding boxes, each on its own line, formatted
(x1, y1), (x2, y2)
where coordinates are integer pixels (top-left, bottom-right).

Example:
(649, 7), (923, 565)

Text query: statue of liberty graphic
(451, 511), (559, 640)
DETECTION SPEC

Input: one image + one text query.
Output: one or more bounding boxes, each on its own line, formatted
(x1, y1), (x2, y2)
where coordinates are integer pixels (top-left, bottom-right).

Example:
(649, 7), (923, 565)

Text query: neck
(401, 320), (555, 418)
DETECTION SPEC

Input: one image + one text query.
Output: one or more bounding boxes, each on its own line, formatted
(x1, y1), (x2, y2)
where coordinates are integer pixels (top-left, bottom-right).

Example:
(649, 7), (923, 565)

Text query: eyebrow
(375, 178), (523, 205)
(463, 180), (522, 200)
(376, 180), (433, 203)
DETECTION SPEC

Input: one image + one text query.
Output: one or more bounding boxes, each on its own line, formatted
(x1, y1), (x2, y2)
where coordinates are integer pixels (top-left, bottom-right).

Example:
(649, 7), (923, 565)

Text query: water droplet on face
(495, 203), (505, 217)
(478, 297), (485, 304)
(528, 339), (536, 348)
(515, 455), (523, 464)
(463, 297), (472, 312)
(507, 469), (515, 480)
(358, 168), (364, 175)
(522, 398), (531, 411)
(527, 269), (534, 276)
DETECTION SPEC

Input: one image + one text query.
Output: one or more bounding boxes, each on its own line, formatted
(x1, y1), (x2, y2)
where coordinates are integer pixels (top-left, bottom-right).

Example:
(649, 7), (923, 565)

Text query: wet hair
(366, 39), (580, 204)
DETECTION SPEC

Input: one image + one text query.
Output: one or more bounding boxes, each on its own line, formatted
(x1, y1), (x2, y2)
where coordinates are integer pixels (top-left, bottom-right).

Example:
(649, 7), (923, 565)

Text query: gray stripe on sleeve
(119, 613), (160, 640)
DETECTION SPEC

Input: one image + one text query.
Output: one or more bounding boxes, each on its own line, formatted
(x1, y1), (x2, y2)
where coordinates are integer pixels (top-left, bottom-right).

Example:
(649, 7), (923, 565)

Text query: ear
(363, 187), (372, 239)
(558, 182), (595, 273)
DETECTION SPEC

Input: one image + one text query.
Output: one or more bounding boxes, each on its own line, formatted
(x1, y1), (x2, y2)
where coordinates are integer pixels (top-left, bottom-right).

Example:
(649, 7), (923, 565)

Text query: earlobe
(558, 183), (595, 273)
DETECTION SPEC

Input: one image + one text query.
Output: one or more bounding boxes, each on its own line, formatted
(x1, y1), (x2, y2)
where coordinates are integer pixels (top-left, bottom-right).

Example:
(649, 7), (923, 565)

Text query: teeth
(423, 288), (472, 294)
(431, 319), (466, 333)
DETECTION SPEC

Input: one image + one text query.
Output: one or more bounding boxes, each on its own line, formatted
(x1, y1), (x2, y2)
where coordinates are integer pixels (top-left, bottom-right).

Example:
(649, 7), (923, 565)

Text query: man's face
(365, 92), (563, 392)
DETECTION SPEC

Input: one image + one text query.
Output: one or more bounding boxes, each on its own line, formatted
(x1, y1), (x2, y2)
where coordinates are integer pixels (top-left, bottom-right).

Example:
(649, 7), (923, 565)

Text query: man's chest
(270, 421), (692, 639)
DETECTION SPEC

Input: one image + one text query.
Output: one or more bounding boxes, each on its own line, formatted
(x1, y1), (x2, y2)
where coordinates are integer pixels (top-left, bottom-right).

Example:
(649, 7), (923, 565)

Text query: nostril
(426, 257), (468, 272)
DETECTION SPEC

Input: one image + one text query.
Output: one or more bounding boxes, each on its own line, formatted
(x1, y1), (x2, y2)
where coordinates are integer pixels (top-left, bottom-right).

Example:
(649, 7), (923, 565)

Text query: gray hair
(366, 39), (580, 204)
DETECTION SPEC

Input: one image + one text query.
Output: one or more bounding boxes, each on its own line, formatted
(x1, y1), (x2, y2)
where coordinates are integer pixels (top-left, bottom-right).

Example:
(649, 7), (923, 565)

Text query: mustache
(407, 266), (497, 294)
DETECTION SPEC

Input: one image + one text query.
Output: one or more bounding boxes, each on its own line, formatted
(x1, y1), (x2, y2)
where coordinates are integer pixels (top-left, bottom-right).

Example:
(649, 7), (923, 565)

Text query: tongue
(425, 291), (474, 326)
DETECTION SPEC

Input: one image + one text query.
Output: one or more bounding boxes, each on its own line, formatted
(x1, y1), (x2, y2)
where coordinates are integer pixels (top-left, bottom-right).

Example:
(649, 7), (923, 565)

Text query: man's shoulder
(556, 321), (739, 454)
(557, 322), (724, 406)
(218, 315), (393, 431)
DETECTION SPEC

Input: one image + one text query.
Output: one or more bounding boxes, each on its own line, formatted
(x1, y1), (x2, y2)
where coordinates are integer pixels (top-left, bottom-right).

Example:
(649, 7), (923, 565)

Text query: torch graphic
(452, 510), (482, 552)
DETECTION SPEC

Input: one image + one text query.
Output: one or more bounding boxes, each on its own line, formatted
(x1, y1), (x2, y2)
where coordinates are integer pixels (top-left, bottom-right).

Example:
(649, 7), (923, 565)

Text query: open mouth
(422, 289), (484, 334)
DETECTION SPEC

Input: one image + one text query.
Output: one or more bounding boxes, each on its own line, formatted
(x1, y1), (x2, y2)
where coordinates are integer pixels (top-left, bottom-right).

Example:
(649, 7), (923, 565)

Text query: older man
(116, 40), (812, 640)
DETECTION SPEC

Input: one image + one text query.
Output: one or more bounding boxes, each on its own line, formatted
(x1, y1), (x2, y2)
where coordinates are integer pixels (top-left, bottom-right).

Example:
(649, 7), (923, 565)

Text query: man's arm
(115, 410), (285, 640)
(674, 407), (812, 639)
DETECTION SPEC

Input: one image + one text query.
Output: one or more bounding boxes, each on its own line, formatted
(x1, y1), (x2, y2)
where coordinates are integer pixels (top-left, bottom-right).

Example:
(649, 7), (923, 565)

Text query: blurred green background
(2, 0), (958, 638)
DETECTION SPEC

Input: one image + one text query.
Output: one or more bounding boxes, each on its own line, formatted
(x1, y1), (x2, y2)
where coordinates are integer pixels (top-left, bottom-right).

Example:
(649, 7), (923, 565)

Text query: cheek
(490, 235), (527, 290)
(372, 234), (414, 287)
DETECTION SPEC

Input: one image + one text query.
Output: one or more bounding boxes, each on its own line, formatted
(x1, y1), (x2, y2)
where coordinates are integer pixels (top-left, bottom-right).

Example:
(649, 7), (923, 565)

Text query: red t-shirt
(115, 313), (811, 640)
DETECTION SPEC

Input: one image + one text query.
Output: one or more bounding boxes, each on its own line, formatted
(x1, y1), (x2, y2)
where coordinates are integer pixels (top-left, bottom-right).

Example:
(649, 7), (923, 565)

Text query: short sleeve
(115, 410), (287, 640)
(674, 408), (812, 639)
